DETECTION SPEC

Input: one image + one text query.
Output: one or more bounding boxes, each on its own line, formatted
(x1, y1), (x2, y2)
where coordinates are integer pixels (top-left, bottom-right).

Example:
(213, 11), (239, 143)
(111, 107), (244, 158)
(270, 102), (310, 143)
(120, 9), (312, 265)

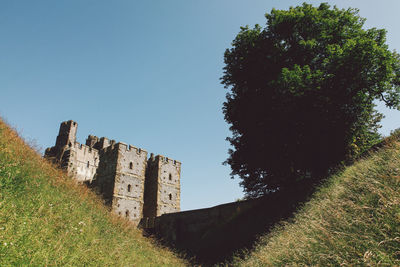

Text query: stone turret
(143, 154), (181, 218)
(45, 120), (99, 183)
(55, 120), (77, 147)
(44, 120), (78, 168)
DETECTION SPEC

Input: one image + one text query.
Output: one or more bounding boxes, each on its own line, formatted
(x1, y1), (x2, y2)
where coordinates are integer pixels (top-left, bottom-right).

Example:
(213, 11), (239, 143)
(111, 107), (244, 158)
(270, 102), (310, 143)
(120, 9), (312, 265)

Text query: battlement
(98, 137), (111, 149)
(85, 135), (118, 151)
(101, 143), (117, 153)
(154, 154), (181, 166)
(73, 142), (98, 155)
(60, 120), (77, 129)
(86, 135), (99, 147)
(100, 142), (148, 157)
(55, 120), (78, 147)
(116, 142), (147, 154)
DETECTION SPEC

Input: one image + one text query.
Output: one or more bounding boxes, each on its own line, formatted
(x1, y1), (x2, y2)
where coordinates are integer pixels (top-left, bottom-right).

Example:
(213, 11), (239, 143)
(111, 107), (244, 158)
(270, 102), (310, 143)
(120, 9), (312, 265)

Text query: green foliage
(222, 3), (400, 197)
(0, 120), (186, 266)
(232, 132), (400, 266)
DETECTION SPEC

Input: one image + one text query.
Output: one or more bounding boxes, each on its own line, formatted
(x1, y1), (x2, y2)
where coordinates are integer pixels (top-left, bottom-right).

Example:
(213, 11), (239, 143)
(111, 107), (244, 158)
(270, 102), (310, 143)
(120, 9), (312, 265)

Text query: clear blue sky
(1, 0), (399, 211)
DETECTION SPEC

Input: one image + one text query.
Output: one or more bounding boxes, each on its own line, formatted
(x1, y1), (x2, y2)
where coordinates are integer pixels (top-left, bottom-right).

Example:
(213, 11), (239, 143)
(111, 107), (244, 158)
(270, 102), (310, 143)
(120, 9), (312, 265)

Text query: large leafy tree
(222, 3), (400, 197)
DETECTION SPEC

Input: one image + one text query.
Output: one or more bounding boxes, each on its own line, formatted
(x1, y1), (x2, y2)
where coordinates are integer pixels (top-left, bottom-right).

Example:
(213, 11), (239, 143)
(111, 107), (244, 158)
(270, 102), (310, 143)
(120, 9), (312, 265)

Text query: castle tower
(85, 135), (99, 148)
(55, 120), (78, 147)
(69, 141), (99, 183)
(86, 135), (111, 151)
(143, 154), (181, 218)
(45, 120), (78, 167)
(45, 120), (182, 224)
(45, 120), (99, 183)
(96, 143), (148, 222)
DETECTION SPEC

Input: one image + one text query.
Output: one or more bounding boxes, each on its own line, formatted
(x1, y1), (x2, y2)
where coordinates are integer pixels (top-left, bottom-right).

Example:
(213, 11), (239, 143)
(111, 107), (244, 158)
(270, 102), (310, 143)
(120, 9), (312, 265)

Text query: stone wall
(68, 143), (99, 183)
(158, 156), (181, 215)
(143, 155), (180, 218)
(111, 143), (148, 223)
(95, 144), (118, 204)
(141, 198), (259, 243)
(140, 188), (313, 265)
(143, 154), (158, 218)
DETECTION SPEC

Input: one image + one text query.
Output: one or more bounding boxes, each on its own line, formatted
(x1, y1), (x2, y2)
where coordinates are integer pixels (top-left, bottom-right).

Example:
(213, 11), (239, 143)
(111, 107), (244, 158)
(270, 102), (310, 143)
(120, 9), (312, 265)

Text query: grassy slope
(1, 117), (399, 266)
(234, 133), (400, 266)
(0, 119), (186, 266)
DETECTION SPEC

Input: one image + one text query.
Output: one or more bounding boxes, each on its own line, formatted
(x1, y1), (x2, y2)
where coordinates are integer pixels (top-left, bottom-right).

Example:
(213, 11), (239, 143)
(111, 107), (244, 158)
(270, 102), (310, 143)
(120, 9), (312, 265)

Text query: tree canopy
(221, 3), (400, 197)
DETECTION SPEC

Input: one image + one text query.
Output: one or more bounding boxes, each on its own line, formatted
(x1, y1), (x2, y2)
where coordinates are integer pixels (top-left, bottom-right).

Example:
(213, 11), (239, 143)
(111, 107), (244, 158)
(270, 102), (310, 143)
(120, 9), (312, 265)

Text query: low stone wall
(140, 187), (312, 264)
(141, 197), (259, 241)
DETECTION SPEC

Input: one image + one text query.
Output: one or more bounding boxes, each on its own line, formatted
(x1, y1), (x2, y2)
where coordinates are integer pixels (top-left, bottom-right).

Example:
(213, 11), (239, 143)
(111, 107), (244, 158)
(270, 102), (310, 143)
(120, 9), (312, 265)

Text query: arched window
(169, 193), (172, 201)
(125, 210), (129, 218)
(127, 184), (131, 192)
(87, 161), (90, 168)
(129, 162), (133, 169)
(169, 174), (172, 181)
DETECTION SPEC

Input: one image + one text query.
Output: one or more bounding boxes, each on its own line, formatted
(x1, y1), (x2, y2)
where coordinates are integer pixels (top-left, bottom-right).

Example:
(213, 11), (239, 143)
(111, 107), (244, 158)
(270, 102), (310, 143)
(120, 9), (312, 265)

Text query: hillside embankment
(1, 117), (399, 266)
(233, 132), (400, 266)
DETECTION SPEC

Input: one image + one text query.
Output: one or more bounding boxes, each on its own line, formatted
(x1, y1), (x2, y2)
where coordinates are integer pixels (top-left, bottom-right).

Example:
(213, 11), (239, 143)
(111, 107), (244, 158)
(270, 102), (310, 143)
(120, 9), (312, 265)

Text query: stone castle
(45, 120), (181, 223)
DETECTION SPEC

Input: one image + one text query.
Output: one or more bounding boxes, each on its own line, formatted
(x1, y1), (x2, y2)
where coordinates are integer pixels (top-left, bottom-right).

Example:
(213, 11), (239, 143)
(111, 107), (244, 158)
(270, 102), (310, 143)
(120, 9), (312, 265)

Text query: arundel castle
(45, 120), (181, 224)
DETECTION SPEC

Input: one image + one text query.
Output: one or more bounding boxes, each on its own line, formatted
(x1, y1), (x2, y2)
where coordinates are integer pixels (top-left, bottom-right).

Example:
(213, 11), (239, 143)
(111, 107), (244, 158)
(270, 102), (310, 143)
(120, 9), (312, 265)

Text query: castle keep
(45, 120), (181, 223)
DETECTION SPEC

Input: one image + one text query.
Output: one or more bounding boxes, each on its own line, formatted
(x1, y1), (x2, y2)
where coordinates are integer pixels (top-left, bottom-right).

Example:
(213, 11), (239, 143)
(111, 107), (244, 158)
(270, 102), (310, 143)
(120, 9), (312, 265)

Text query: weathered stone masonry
(45, 120), (181, 224)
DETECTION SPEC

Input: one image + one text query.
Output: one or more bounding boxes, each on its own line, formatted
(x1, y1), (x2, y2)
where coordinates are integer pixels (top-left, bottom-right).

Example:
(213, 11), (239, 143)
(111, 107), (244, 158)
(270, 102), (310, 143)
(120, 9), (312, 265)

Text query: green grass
(2, 117), (400, 266)
(0, 119), (187, 266)
(233, 133), (400, 266)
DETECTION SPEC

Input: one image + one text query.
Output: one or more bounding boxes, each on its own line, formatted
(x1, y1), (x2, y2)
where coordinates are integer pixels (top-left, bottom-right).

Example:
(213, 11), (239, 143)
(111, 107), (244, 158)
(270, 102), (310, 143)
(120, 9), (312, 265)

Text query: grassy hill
(1, 117), (399, 266)
(232, 132), (400, 266)
(0, 119), (186, 266)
